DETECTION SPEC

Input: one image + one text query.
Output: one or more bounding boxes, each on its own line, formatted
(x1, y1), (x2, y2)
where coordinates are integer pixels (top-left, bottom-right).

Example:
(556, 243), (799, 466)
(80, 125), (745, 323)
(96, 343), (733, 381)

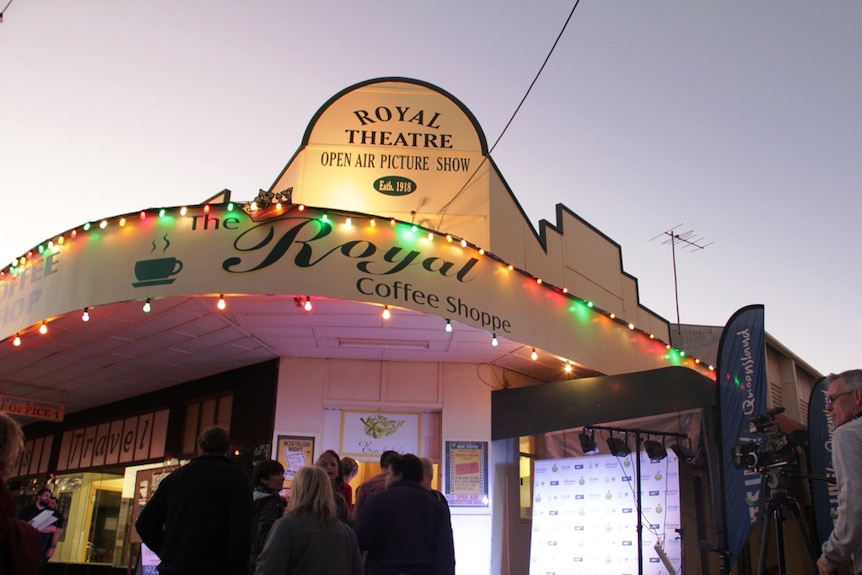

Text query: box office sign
(341, 411), (421, 458)
(57, 409), (170, 472)
(0, 394), (65, 422)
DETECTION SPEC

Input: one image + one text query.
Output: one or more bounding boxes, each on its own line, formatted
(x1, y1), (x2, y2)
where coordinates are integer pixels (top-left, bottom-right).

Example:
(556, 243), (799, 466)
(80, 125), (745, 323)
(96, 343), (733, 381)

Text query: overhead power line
(435, 0), (582, 228)
(0, 0), (15, 23)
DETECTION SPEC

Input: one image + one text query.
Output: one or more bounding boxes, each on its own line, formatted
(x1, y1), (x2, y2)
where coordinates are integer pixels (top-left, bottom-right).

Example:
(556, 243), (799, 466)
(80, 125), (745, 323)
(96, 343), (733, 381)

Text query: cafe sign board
(340, 410), (421, 458)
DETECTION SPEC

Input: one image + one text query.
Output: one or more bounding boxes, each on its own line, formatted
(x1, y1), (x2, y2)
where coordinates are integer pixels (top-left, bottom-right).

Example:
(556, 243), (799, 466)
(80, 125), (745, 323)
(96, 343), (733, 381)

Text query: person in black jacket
(136, 426), (252, 575)
(356, 453), (455, 575)
(248, 459), (286, 574)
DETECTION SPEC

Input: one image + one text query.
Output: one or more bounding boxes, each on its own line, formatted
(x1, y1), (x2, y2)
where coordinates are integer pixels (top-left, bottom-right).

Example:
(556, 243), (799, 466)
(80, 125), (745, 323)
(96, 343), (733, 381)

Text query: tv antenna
(650, 224), (712, 333)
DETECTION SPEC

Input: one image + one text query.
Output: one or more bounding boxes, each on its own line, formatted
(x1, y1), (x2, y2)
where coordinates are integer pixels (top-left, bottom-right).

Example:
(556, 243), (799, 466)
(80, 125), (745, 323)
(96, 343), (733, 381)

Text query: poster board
(130, 465), (178, 544)
(444, 440), (488, 507)
(274, 434), (316, 487)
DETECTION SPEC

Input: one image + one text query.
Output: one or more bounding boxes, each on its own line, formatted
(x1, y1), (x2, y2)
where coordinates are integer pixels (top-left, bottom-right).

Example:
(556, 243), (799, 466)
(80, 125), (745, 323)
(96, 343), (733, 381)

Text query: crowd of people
(131, 425), (455, 575)
(251, 447), (455, 575)
(6, 372), (858, 575)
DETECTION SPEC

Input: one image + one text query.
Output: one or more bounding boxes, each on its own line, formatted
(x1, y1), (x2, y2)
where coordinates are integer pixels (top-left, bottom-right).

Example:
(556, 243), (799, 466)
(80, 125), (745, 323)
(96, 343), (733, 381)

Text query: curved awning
(491, 366), (715, 440)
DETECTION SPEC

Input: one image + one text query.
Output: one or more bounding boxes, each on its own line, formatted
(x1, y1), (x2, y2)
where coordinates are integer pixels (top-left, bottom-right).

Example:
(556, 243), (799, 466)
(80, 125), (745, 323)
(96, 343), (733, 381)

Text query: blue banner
(715, 305), (767, 565)
(808, 377), (838, 546)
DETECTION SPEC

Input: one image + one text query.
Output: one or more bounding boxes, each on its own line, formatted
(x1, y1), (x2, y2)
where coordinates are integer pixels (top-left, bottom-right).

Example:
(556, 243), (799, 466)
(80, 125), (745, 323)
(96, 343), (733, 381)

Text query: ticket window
(348, 459), (440, 493)
(344, 460), (379, 506)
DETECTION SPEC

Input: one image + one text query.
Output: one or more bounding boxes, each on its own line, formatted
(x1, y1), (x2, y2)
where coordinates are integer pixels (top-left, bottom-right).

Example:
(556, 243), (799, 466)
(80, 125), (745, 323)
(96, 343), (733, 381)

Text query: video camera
(732, 407), (803, 482)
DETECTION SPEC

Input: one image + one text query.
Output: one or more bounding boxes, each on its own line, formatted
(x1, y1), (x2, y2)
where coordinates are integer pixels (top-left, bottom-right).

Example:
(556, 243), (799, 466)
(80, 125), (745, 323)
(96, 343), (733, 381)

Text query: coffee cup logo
(132, 257), (183, 287)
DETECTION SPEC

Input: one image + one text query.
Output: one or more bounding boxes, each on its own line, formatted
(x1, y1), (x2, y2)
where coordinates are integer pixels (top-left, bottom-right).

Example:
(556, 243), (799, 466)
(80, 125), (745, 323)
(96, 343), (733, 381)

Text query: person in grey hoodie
(818, 369), (862, 575)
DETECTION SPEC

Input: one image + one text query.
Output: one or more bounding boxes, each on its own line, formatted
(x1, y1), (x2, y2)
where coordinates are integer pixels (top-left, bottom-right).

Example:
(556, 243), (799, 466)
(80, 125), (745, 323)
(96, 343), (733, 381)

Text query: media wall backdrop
(530, 453), (682, 575)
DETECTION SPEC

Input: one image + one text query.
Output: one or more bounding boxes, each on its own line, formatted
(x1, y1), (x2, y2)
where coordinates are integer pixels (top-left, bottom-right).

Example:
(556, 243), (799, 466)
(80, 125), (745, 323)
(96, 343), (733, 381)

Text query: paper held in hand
(29, 509), (58, 531)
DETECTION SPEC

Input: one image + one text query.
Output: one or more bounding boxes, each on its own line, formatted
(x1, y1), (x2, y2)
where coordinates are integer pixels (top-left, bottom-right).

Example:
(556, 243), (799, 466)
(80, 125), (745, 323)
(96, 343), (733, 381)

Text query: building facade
(1, 78), (720, 574)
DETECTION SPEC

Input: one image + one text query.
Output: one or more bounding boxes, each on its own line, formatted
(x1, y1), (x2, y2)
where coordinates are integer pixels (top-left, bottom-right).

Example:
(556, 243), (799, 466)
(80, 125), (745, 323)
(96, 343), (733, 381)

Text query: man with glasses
(818, 369), (862, 575)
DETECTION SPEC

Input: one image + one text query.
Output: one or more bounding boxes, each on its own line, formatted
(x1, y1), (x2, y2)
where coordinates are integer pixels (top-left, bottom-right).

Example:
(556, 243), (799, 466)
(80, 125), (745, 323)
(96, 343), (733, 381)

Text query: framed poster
(340, 411), (421, 457)
(274, 434), (316, 485)
(130, 465), (179, 543)
(445, 440), (489, 507)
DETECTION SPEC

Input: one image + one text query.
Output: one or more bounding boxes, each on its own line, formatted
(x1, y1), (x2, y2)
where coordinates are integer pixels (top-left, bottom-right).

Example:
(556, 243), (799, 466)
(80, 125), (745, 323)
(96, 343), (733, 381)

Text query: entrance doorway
(87, 489), (122, 564)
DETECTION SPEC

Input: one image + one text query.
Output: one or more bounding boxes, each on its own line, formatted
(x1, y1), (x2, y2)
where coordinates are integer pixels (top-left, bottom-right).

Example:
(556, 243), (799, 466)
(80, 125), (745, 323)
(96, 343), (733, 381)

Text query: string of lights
(0, 201), (715, 377)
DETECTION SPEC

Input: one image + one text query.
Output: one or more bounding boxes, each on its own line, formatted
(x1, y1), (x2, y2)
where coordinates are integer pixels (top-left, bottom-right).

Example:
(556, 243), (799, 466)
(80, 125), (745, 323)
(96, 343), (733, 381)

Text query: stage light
(606, 434), (631, 457)
(579, 430), (599, 455)
(644, 438), (668, 462)
(671, 442), (696, 462)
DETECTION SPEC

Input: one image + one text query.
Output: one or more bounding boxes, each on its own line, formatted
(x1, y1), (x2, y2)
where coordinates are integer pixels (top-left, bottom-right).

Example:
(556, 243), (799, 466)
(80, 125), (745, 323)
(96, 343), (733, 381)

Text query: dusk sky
(2, 1), (860, 375)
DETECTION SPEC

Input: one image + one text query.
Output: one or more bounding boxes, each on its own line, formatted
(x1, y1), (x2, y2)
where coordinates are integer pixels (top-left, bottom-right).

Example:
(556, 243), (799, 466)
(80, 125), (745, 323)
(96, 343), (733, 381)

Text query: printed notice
(445, 440), (488, 507)
(276, 435), (316, 486)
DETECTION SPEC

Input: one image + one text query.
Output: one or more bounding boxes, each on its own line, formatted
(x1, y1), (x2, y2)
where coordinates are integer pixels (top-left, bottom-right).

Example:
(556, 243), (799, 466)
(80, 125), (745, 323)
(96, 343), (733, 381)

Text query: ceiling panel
(0, 294), (595, 419)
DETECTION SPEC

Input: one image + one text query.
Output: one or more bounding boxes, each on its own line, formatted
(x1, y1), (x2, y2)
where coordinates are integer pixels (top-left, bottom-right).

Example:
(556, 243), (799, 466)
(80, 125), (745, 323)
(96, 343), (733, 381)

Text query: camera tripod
(756, 486), (819, 575)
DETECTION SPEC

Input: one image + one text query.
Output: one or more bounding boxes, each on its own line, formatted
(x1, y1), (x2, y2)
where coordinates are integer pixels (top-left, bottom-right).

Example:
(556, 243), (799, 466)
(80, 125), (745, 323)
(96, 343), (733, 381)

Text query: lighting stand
(589, 425), (689, 575)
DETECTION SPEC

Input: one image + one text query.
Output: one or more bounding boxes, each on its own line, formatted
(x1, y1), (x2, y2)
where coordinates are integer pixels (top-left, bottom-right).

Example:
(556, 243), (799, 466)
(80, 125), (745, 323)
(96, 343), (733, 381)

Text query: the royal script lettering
(222, 217), (478, 282)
